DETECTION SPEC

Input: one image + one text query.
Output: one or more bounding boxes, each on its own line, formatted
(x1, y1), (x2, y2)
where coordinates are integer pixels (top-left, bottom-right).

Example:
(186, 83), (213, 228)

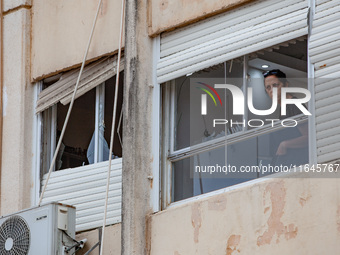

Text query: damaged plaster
(226, 235), (241, 255)
(191, 202), (202, 243)
(257, 181), (298, 246)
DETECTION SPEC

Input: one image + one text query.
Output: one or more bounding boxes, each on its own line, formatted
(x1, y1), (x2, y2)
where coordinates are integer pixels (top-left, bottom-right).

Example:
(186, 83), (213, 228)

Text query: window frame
(42, 83), (108, 171)
(37, 69), (124, 182)
(161, 48), (314, 208)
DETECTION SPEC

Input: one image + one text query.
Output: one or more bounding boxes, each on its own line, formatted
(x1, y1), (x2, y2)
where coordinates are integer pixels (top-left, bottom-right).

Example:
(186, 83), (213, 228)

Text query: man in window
(263, 69), (308, 167)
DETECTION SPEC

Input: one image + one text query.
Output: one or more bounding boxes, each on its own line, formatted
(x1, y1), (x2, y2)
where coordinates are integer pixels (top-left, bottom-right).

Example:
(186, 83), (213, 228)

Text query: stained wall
(149, 172), (340, 254)
(31, 0), (124, 81)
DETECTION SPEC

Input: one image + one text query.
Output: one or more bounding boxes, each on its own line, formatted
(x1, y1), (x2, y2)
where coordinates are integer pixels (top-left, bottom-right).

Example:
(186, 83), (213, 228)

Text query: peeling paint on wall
(264, 207), (270, 214)
(226, 235), (241, 255)
(191, 203), (202, 243)
(160, 0), (169, 11)
(284, 224), (298, 240)
(257, 181), (298, 246)
(299, 192), (311, 207)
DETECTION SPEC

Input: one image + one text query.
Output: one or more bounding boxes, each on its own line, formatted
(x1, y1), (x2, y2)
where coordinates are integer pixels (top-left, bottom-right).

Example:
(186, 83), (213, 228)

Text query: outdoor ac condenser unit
(0, 202), (76, 255)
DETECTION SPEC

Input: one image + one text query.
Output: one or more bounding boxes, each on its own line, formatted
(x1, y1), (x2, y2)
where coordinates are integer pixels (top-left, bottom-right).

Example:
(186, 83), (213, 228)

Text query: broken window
(37, 57), (124, 174)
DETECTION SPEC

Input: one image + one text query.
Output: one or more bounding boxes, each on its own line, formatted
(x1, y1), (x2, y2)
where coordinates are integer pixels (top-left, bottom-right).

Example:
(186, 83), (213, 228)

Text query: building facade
(0, 0), (340, 254)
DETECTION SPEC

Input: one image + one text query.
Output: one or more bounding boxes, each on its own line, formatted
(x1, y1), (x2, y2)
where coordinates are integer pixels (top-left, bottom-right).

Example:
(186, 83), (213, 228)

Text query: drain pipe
(0, 0), (4, 211)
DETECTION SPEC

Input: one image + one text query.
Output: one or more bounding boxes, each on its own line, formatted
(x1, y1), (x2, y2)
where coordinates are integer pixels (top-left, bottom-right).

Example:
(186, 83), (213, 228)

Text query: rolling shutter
(41, 159), (122, 232)
(157, 0), (309, 84)
(36, 55), (124, 114)
(310, 0), (340, 163)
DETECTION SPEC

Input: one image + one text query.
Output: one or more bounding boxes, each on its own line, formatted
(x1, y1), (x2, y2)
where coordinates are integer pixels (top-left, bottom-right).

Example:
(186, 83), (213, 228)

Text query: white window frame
(33, 70), (124, 231)
(44, 82), (114, 170)
(32, 81), (43, 206)
(161, 47), (314, 208)
(34, 69), (124, 202)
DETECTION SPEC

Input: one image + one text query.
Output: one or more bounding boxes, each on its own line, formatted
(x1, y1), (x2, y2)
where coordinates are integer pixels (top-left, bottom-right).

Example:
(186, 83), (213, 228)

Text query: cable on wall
(99, 0), (125, 253)
(38, 0), (104, 206)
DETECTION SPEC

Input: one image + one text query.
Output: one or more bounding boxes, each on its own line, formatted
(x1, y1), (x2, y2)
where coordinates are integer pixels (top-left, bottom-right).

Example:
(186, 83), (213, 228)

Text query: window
(162, 39), (309, 203)
(39, 60), (123, 175)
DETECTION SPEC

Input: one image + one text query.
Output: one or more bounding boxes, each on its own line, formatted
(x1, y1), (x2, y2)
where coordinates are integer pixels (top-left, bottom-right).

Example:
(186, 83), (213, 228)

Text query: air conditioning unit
(0, 202), (76, 255)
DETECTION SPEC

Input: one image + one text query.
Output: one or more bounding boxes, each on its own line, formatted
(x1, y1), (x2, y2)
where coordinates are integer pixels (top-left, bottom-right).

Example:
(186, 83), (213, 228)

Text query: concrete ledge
(149, 171), (340, 254)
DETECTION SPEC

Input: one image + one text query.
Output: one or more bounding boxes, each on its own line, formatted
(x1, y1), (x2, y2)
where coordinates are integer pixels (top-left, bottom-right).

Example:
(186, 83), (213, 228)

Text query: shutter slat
(309, 35), (340, 52)
(41, 159), (122, 232)
(318, 70), (340, 79)
(157, 0), (308, 84)
(44, 189), (121, 207)
(42, 158), (122, 178)
(315, 93), (339, 109)
(36, 56), (123, 113)
(161, 0), (306, 57)
(160, 0), (285, 45)
(316, 111), (340, 124)
(317, 126), (340, 140)
(315, 79), (339, 93)
(75, 196), (121, 210)
(76, 217), (121, 232)
(76, 209), (121, 224)
(315, 54), (340, 71)
(315, 102), (340, 116)
(318, 151), (339, 164)
(44, 178), (121, 198)
(158, 9), (307, 69)
(42, 164), (122, 186)
(77, 203), (121, 218)
(315, 0), (340, 13)
(317, 133), (340, 148)
(316, 118), (340, 133)
(310, 46), (340, 65)
(315, 63), (340, 78)
(158, 28), (307, 84)
(310, 23), (340, 45)
(314, 5), (340, 25)
(158, 19), (306, 76)
(316, 85), (340, 101)
(317, 143), (340, 156)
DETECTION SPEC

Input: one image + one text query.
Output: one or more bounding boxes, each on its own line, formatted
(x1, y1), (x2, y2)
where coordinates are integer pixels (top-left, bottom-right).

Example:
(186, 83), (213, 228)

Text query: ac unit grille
(0, 215), (30, 255)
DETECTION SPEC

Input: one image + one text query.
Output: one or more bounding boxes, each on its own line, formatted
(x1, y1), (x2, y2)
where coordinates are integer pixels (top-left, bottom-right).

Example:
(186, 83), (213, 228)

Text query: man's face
(264, 75), (286, 102)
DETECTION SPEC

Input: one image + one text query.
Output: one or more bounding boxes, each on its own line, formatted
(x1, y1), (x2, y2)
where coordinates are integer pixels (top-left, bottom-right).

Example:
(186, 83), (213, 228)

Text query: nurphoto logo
(199, 83), (311, 128)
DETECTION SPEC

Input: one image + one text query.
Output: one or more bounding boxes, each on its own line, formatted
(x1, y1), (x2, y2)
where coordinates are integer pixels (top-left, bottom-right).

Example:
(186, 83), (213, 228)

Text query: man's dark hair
(263, 69), (287, 84)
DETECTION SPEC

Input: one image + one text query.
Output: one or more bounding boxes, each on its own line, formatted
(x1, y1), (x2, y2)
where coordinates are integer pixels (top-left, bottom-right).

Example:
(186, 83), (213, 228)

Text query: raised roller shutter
(157, 0), (309, 84)
(41, 159), (122, 232)
(310, 0), (340, 163)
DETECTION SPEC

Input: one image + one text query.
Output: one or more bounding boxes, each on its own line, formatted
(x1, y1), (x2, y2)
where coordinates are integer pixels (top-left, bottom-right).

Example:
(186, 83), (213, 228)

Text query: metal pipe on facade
(0, 0), (4, 211)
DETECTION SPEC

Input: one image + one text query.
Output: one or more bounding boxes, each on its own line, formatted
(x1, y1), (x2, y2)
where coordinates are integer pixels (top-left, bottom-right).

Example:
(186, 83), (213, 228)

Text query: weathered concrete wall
(31, 0), (124, 81)
(148, 0), (255, 36)
(149, 172), (340, 254)
(1, 5), (34, 214)
(76, 224), (121, 255)
(122, 0), (154, 254)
